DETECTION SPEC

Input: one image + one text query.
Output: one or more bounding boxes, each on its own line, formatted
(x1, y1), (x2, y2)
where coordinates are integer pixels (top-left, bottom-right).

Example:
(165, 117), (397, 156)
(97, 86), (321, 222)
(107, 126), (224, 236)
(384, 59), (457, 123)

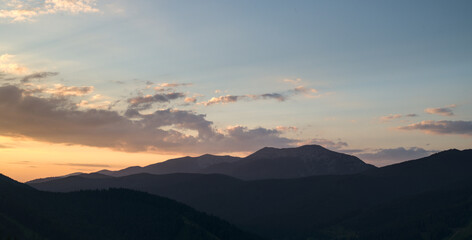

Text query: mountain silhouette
(0, 173), (262, 240)
(29, 149), (472, 240)
(200, 145), (376, 179)
(28, 145), (375, 183)
(101, 154), (241, 177)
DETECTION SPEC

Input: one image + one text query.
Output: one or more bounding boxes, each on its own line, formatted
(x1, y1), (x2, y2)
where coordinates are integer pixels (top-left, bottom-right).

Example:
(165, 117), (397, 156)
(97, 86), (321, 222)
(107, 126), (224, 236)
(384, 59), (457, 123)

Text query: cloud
(380, 113), (417, 122)
(184, 97), (197, 103)
(355, 147), (437, 165)
(293, 86), (318, 96)
(128, 92), (186, 110)
(199, 86), (318, 106)
(77, 100), (113, 110)
(275, 126), (298, 132)
(0, 0), (99, 22)
(154, 82), (192, 91)
(48, 0), (99, 14)
(8, 161), (31, 165)
(0, 54), (29, 75)
(197, 78), (319, 106)
(55, 163), (111, 168)
(258, 93), (287, 101)
(0, 84), (297, 154)
(398, 120), (472, 136)
(91, 94), (104, 101)
(380, 114), (402, 121)
(43, 84), (94, 96)
(201, 95), (242, 106)
(424, 104), (456, 116)
(21, 72), (58, 83)
(283, 78), (302, 84)
(0, 144), (10, 148)
(76, 94), (115, 110)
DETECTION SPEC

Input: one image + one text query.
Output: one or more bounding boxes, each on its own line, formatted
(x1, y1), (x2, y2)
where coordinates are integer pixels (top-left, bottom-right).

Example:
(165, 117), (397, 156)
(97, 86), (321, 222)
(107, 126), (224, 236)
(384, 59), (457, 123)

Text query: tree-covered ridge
(0, 174), (262, 240)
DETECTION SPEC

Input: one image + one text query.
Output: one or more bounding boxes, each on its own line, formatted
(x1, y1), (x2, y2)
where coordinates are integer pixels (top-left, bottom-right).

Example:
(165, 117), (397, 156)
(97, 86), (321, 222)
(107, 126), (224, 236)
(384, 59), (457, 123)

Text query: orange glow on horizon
(0, 136), (181, 182)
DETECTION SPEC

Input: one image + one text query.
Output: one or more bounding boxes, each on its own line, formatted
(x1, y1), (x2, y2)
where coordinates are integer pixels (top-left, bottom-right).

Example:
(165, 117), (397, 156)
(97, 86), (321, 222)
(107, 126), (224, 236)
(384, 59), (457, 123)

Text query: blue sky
(0, 0), (471, 180)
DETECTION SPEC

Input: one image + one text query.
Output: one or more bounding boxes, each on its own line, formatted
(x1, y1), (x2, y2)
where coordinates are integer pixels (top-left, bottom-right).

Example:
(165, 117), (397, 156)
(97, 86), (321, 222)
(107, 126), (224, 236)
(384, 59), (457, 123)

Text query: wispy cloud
(0, 0), (99, 22)
(0, 144), (10, 148)
(199, 78), (319, 106)
(199, 87), (317, 106)
(398, 120), (472, 136)
(380, 113), (417, 122)
(44, 84), (94, 96)
(21, 72), (58, 83)
(283, 78), (302, 85)
(293, 86), (318, 97)
(77, 100), (113, 110)
(128, 92), (186, 110)
(22, 83), (94, 97)
(275, 126), (298, 132)
(424, 104), (457, 116)
(0, 54), (29, 75)
(154, 82), (192, 91)
(9, 160), (31, 164)
(55, 163), (111, 168)
(200, 95), (243, 106)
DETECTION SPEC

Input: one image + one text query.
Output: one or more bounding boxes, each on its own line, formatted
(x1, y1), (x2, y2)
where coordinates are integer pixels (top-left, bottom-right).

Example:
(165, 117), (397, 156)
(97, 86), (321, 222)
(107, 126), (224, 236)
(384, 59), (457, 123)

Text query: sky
(0, 0), (471, 182)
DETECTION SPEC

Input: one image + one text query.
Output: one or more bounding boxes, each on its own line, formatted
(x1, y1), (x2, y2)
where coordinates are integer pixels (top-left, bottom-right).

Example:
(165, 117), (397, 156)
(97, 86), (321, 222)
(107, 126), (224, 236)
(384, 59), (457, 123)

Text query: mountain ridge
(27, 144), (375, 183)
(29, 148), (472, 239)
(0, 173), (263, 240)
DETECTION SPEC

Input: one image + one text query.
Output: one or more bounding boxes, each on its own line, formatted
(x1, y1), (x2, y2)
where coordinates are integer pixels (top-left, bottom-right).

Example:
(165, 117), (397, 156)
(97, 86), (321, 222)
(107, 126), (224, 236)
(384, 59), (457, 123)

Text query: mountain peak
(247, 144), (330, 159)
(414, 149), (471, 162)
(198, 153), (218, 158)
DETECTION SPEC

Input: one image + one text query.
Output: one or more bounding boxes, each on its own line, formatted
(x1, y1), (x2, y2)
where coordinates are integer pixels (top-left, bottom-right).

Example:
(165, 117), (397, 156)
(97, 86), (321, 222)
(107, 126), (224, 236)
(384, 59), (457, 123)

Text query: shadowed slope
(0, 174), (262, 240)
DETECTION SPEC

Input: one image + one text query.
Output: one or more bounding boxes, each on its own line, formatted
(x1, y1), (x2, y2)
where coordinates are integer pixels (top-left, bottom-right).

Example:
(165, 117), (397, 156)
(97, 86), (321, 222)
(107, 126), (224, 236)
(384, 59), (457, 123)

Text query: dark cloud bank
(0, 85), (295, 154)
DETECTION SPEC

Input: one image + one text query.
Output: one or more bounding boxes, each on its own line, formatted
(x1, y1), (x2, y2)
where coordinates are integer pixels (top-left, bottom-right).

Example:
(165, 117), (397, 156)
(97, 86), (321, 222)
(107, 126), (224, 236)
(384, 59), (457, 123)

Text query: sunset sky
(1, 0), (471, 182)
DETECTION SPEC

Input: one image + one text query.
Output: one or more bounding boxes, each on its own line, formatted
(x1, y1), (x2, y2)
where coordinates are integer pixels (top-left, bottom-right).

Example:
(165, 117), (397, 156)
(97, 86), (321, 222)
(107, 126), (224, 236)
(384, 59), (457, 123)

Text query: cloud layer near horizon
(0, 84), (296, 154)
(398, 120), (472, 136)
(353, 147), (437, 166)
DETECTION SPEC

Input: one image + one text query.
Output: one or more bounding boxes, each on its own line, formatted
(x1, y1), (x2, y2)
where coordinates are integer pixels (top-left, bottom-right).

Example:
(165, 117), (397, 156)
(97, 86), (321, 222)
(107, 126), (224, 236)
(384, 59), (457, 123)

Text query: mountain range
(28, 147), (472, 240)
(28, 145), (376, 183)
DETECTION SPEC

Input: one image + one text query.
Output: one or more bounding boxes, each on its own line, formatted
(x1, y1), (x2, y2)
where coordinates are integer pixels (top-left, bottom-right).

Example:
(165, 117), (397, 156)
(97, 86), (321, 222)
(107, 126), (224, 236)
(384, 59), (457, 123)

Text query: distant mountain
(201, 145), (376, 179)
(26, 172), (84, 184)
(100, 154), (242, 177)
(0, 173), (262, 240)
(30, 149), (472, 240)
(28, 145), (375, 184)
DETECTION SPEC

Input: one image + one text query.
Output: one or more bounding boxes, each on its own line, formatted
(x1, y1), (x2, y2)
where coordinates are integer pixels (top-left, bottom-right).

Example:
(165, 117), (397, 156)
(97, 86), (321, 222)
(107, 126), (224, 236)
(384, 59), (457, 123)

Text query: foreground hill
(0, 174), (261, 240)
(28, 145), (375, 183)
(30, 149), (472, 240)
